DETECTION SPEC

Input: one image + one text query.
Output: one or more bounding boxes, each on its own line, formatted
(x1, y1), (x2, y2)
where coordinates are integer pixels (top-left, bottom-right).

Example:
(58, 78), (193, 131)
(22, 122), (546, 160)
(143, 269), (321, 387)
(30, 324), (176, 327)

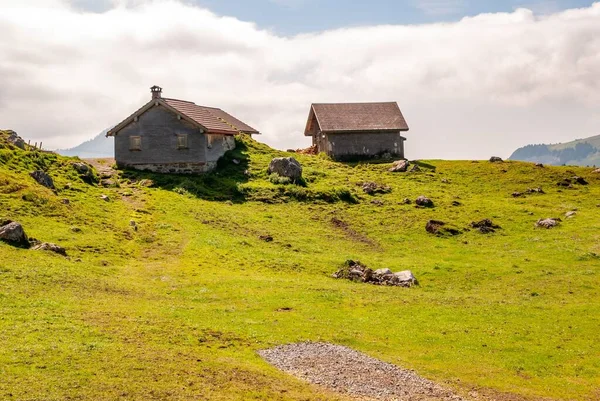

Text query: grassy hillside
(1, 130), (599, 401)
(509, 134), (600, 166)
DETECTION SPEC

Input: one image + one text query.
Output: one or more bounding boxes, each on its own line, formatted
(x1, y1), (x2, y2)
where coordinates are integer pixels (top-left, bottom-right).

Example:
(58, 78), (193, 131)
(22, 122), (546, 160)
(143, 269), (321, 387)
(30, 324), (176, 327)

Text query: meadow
(1, 131), (599, 400)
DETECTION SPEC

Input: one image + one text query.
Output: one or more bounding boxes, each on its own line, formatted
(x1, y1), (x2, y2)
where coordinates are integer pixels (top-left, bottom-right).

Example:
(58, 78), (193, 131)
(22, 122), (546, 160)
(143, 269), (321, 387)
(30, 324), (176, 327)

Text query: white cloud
(0, 0), (599, 159)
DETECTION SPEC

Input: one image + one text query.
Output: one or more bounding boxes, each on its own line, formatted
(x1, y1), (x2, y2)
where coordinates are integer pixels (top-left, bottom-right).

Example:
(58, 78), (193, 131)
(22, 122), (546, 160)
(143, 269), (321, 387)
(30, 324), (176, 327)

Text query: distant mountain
(56, 129), (113, 159)
(509, 134), (600, 166)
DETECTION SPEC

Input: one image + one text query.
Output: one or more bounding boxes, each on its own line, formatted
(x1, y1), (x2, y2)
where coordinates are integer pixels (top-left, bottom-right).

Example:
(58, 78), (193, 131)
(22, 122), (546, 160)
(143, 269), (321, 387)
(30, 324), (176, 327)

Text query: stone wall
(119, 162), (217, 174)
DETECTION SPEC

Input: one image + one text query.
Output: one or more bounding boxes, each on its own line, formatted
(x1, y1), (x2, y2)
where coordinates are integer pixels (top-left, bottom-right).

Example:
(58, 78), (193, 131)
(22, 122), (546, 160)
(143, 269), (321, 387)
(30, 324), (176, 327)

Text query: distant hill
(509, 134), (600, 166)
(56, 129), (113, 158)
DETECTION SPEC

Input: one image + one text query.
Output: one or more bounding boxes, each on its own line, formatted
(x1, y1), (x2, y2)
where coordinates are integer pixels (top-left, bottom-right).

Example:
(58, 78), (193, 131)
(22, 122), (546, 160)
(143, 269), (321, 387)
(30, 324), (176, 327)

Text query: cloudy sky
(1, 0), (599, 159)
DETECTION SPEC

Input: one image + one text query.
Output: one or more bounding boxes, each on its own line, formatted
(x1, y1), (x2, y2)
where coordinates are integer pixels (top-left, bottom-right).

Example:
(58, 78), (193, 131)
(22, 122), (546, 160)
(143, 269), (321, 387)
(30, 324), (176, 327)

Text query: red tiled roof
(163, 98), (259, 135)
(309, 102), (409, 134)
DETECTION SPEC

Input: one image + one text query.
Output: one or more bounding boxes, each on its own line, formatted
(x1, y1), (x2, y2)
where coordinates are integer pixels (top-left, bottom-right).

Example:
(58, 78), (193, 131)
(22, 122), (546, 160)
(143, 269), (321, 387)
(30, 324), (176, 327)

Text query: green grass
(1, 131), (599, 400)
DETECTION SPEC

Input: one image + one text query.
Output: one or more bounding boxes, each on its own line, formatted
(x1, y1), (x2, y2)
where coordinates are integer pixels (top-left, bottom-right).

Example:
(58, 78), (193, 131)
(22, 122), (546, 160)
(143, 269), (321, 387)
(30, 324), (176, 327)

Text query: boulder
(32, 242), (67, 256)
(573, 176), (588, 185)
(7, 131), (25, 149)
(415, 195), (434, 208)
(389, 160), (409, 173)
(593, 169), (600, 174)
(489, 156), (504, 163)
(536, 218), (560, 229)
(0, 221), (29, 248)
(30, 170), (55, 189)
(535, 163), (544, 168)
(267, 157), (303, 182)
(394, 270), (418, 287)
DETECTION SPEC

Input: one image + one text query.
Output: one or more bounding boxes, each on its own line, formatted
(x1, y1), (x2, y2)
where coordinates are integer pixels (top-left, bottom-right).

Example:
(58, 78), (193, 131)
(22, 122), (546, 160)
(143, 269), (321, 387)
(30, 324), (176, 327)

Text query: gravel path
(259, 342), (465, 401)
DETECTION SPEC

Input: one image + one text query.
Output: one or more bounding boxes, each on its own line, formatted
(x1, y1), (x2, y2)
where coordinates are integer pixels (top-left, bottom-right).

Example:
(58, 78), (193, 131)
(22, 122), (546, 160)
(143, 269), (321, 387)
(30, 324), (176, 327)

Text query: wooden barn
(304, 102), (409, 160)
(106, 86), (259, 174)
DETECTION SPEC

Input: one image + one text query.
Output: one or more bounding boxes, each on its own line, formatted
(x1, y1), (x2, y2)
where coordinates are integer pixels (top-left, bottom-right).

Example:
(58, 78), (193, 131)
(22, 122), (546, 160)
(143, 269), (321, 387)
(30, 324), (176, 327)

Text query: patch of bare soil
(259, 342), (465, 401)
(330, 217), (379, 248)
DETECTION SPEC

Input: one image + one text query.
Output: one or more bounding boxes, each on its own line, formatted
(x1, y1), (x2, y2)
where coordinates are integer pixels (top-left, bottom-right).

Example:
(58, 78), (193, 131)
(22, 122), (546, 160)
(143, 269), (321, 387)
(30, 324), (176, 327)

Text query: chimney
(150, 85), (163, 99)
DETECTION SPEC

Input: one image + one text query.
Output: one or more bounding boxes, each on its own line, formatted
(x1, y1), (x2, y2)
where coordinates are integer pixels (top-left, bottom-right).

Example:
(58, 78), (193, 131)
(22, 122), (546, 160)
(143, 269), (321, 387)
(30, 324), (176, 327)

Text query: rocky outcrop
(489, 156), (504, 163)
(72, 162), (98, 184)
(32, 242), (67, 256)
(536, 218), (560, 229)
(361, 182), (391, 195)
(7, 131), (25, 149)
(333, 260), (418, 288)
(0, 221), (29, 248)
(415, 195), (434, 208)
(30, 170), (55, 190)
(471, 219), (501, 234)
(426, 220), (460, 236)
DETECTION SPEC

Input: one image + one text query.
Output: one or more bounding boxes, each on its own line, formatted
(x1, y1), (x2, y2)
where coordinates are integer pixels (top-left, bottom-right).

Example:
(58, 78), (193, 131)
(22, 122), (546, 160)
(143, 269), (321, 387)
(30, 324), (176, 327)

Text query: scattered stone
(267, 157), (303, 182)
(512, 192), (523, 198)
(389, 160), (409, 172)
(61, 198), (70, 205)
(101, 179), (116, 187)
(451, 200), (461, 206)
(557, 178), (572, 187)
(361, 182), (391, 195)
(333, 260), (418, 288)
(30, 170), (55, 190)
(536, 218), (560, 229)
(489, 156), (504, 163)
(441, 178), (450, 184)
(527, 187), (545, 194)
(70, 227), (82, 233)
(401, 198), (412, 205)
(232, 158), (241, 165)
(259, 235), (273, 242)
(426, 220), (460, 236)
(100, 195), (110, 202)
(535, 163), (544, 168)
(0, 221), (29, 248)
(415, 195), (434, 208)
(6, 131), (25, 149)
(409, 164), (422, 173)
(565, 211), (577, 218)
(130, 220), (138, 231)
(573, 176), (588, 185)
(258, 342), (462, 401)
(371, 199), (384, 206)
(593, 168), (600, 174)
(32, 242), (67, 256)
(471, 219), (501, 234)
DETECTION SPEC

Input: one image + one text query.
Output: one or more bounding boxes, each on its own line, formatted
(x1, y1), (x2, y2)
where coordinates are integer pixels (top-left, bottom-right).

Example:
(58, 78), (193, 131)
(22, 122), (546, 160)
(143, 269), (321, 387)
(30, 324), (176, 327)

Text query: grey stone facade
(114, 105), (235, 173)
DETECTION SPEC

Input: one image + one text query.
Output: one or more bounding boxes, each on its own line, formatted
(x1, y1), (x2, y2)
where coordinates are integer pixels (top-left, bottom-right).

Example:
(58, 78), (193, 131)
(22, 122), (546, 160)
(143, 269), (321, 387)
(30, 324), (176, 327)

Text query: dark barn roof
(305, 102), (409, 136)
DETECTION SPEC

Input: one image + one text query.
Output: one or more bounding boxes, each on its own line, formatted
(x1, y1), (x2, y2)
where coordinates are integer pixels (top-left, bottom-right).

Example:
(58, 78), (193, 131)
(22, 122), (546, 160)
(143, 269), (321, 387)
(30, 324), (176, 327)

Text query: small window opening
(129, 136), (141, 151)
(177, 134), (188, 149)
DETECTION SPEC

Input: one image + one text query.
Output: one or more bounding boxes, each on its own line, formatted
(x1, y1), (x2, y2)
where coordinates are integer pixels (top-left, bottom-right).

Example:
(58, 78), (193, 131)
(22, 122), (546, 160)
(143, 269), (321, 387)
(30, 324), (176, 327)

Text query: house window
(129, 136), (141, 151)
(177, 134), (188, 149)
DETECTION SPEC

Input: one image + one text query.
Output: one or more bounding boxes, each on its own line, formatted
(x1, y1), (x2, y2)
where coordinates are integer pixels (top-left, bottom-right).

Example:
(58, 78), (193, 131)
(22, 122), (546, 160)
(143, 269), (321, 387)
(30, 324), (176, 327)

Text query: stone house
(106, 86), (259, 174)
(303, 102), (409, 160)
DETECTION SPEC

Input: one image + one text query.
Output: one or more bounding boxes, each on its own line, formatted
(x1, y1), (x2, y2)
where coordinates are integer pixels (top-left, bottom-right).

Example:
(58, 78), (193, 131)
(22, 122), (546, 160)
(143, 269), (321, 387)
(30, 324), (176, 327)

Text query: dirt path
(84, 158), (116, 179)
(260, 342), (466, 401)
